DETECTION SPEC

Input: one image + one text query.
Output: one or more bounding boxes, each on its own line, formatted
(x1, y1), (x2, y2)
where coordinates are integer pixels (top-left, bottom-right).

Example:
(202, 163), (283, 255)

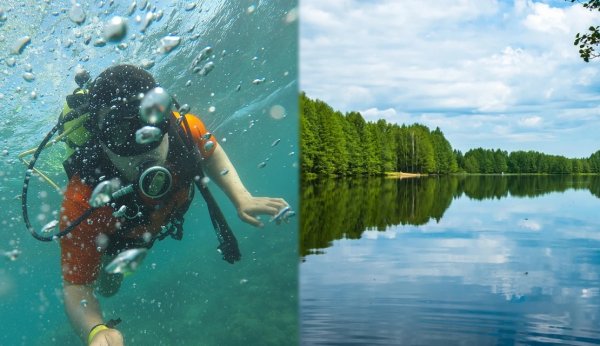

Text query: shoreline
(385, 172), (422, 179)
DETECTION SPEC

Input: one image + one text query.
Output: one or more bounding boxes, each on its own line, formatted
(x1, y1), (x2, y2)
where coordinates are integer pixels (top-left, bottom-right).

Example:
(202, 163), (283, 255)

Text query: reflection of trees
(301, 177), (455, 256)
(459, 175), (509, 200)
(301, 175), (600, 256)
(461, 175), (597, 200)
(587, 175), (600, 199)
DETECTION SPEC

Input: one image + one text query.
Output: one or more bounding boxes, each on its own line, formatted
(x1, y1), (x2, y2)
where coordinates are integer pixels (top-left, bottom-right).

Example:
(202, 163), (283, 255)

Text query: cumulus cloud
(300, 0), (600, 156)
(524, 3), (570, 33)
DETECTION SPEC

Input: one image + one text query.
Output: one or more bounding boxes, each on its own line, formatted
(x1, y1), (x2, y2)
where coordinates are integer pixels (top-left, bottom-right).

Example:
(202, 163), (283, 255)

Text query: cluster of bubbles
(1, 0), (293, 131)
(190, 46), (215, 76)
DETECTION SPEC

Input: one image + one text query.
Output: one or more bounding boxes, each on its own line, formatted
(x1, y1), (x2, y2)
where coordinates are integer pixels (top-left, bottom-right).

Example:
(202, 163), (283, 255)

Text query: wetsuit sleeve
(59, 175), (115, 285)
(175, 112), (218, 158)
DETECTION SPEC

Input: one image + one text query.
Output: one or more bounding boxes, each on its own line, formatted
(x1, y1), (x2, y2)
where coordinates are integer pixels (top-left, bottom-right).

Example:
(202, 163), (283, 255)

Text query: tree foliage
(462, 148), (595, 174)
(570, 0), (600, 61)
(300, 93), (600, 177)
(300, 94), (458, 177)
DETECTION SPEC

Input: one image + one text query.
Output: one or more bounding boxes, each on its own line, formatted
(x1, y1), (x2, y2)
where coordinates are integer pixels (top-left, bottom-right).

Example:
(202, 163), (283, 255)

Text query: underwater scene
(0, 1), (298, 345)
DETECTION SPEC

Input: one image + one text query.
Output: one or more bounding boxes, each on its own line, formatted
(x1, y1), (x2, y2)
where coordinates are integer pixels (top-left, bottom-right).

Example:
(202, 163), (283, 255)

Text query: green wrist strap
(87, 324), (109, 345)
(87, 318), (121, 345)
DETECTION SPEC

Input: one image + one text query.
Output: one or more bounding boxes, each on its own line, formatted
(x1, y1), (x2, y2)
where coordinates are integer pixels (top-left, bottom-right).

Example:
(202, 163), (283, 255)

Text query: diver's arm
(203, 145), (288, 227)
(63, 283), (124, 345)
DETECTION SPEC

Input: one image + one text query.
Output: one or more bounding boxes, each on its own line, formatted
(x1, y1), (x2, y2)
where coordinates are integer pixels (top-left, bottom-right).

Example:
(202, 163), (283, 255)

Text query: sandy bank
(385, 172), (422, 179)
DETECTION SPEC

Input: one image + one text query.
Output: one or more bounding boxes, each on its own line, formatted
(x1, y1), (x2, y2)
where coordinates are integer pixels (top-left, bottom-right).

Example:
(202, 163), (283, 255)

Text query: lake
(300, 175), (600, 345)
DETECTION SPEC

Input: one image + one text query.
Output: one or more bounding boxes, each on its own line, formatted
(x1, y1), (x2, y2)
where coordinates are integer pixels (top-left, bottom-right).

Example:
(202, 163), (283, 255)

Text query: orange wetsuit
(60, 113), (216, 285)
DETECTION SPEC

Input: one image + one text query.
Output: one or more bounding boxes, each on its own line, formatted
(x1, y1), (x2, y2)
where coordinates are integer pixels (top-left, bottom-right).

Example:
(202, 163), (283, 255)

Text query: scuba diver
(20, 64), (291, 345)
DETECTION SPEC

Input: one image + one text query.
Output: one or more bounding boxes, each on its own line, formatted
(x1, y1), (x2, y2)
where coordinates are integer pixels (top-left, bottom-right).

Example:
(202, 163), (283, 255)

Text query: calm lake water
(300, 175), (600, 345)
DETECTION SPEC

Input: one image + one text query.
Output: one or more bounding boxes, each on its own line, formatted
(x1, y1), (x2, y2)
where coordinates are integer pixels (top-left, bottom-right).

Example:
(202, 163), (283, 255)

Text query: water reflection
(301, 176), (600, 345)
(301, 175), (600, 256)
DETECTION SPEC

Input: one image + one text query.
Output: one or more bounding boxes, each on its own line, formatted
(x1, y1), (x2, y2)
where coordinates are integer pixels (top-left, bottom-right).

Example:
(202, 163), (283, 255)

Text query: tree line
(459, 148), (600, 174)
(301, 93), (457, 176)
(300, 93), (600, 176)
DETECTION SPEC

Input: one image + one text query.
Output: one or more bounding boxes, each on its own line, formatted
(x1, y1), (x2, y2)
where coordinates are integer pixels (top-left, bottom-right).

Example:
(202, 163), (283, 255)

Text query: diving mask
(97, 87), (173, 157)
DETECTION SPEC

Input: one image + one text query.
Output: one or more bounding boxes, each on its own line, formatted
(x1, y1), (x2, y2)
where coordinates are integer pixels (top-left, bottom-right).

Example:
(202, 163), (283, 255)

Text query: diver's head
(89, 64), (170, 157)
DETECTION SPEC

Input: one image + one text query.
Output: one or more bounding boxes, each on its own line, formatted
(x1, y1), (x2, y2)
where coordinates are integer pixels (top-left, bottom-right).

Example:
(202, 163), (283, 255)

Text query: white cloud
(360, 107), (413, 124)
(576, 67), (599, 86)
(524, 2), (600, 35)
(301, 3), (345, 31)
(339, 85), (374, 107)
(301, 0), (600, 156)
(524, 3), (570, 33)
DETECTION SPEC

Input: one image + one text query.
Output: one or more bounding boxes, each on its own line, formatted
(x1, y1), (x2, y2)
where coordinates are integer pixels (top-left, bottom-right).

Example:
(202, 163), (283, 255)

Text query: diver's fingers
(254, 197), (288, 209)
(238, 211), (264, 228)
(247, 205), (280, 217)
(267, 197), (288, 205)
(254, 197), (288, 205)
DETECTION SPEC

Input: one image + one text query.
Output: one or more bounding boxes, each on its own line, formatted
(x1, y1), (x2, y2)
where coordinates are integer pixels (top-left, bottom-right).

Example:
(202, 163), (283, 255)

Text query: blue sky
(300, 0), (600, 158)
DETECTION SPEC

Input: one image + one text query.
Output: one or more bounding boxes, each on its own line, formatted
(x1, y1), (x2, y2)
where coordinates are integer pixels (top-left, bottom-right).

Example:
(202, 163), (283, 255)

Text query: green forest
(300, 93), (600, 177)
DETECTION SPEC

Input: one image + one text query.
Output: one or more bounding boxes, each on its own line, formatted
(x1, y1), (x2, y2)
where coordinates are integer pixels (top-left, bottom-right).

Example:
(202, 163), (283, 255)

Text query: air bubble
(104, 16), (127, 42)
(69, 3), (86, 25)
(157, 36), (181, 54)
(269, 105), (286, 120)
(12, 36), (31, 55)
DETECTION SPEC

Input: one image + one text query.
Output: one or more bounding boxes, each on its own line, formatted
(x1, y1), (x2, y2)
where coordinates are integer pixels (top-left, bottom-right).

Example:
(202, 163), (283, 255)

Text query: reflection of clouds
(525, 292), (600, 342)
(310, 212), (599, 304)
(581, 287), (599, 298)
(518, 219), (541, 231)
(492, 211), (510, 222)
(309, 234), (516, 285)
(525, 312), (573, 343)
(363, 230), (379, 239)
(383, 231), (396, 240)
(563, 225), (600, 241)
(362, 229), (398, 240)
(487, 269), (555, 301)
(433, 237), (510, 264)
(580, 264), (600, 281)
(302, 190), (600, 343)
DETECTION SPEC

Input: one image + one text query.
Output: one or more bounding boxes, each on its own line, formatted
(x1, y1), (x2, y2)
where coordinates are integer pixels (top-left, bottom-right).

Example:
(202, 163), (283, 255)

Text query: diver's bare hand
(89, 328), (124, 346)
(236, 196), (289, 227)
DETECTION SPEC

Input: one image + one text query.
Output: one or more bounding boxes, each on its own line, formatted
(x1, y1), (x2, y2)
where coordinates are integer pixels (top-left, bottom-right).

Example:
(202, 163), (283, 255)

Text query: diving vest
(63, 109), (198, 246)
(59, 88), (92, 161)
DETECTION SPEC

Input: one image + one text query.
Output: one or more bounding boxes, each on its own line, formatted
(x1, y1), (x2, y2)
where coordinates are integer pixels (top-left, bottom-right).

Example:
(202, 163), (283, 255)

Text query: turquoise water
(301, 176), (600, 345)
(0, 1), (298, 345)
